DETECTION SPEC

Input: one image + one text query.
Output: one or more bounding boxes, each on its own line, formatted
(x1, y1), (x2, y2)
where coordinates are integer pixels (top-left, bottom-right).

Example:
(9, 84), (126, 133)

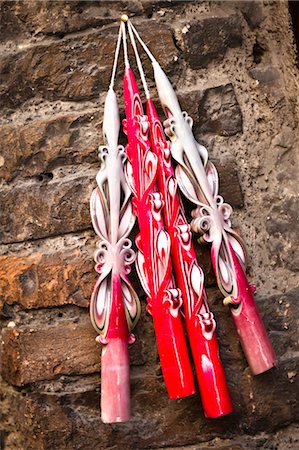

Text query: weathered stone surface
(266, 196), (299, 271)
(0, 305), (154, 386)
(178, 84), (243, 137)
(0, 170), (94, 244)
(0, 22), (177, 110)
(0, 111), (100, 182)
(196, 286), (299, 431)
(0, 286), (247, 389)
(0, 157), (243, 245)
(241, 355), (299, 433)
(183, 16), (242, 69)
(3, 357), (297, 450)
(1, 313), (99, 386)
(259, 288), (299, 359)
(0, 1), (151, 40)
(161, 423), (299, 449)
(1, 32), (110, 108)
(0, 1), (114, 39)
(0, 373), (240, 450)
(236, 289), (299, 432)
(250, 66), (282, 85)
(0, 241), (95, 312)
(0, 229), (148, 314)
(198, 84), (243, 136)
(1, 289), (297, 446)
(240, 1), (265, 30)
(0, 83), (242, 183)
(217, 159), (244, 208)
(2, 370), (299, 450)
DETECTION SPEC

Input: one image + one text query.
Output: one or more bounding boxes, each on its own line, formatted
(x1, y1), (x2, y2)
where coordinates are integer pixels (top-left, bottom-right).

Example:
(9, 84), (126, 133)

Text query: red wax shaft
(146, 98), (232, 417)
(123, 67), (195, 398)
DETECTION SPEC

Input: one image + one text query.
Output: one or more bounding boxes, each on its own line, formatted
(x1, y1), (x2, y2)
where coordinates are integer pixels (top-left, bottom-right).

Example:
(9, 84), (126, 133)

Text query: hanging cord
(109, 23), (123, 90)
(121, 16), (130, 69)
(128, 20), (157, 64)
(127, 21), (150, 99)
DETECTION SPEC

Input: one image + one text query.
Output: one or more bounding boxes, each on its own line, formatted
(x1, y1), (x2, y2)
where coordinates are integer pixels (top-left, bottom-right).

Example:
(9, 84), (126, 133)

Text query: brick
(0, 22), (178, 111)
(217, 159), (244, 209)
(240, 1), (265, 30)
(0, 305), (156, 386)
(183, 16), (242, 69)
(198, 84), (243, 136)
(0, 1), (149, 41)
(0, 111), (100, 182)
(0, 156), (243, 245)
(2, 291), (294, 445)
(0, 373), (233, 450)
(0, 238), (96, 312)
(0, 170), (94, 244)
(178, 84), (243, 137)
(0, 83), (242, 183)
(3, 372), (299, 450)
(258, 288), (299, 359)
(240, 356), (299, 433)
(1, 313), (98, 386)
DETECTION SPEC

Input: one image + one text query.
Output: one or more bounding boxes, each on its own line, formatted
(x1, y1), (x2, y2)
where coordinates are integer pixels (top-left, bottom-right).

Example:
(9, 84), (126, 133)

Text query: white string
(121, 21), (130, 68)
(127, 21), (150, 99)
(109, 24), (122, 90)
(128, 20), (157, 64)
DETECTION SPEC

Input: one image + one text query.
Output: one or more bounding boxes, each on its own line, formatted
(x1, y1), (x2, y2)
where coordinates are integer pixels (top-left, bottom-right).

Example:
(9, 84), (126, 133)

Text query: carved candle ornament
(121, 18), (195, 399)
(90, 25), (140, 423)
(129, 21), (276, 376)
(126, 20), (232, 418)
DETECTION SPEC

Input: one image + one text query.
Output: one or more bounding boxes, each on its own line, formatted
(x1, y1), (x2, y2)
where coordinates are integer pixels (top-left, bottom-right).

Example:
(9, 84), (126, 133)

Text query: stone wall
(0, 1), (298, 449)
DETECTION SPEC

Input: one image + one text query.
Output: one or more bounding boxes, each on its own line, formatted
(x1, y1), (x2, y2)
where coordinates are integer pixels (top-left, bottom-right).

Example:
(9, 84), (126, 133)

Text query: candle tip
(121, 14), (128, 22)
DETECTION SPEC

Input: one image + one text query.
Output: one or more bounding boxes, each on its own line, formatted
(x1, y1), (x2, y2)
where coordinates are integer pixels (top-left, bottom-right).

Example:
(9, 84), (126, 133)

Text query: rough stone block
(0, 1), (153, 40)
(240, 356), (299, 433)
(258, 288), (299, 359)
(178, 83), (243, 137)
(0, 304), (156, 386)
(0, 170), (95, 244)
(1, 312), (99, 386)
(0, 373), (239, 450)
(0, 1), (111, 39)
(198, 84), (243, 136)
(0, 156), (243, 245)
(1, 22), (177, 110)
(1, 290), (295, 446)
(217, 159), (244, 208)
(240, 1), (265, 30)
(2, 371), (298, 449)
(183, 16), (242, 69)
(0, 111), (100, 182)
(4, 361), (294, 450)
(235, 288), (299, 432)
(0, 237), (96, 312)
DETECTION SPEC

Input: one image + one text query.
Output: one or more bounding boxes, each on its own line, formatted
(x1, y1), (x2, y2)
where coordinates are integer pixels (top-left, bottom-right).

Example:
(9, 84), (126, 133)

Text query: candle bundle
(89, 16), (276, 424)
